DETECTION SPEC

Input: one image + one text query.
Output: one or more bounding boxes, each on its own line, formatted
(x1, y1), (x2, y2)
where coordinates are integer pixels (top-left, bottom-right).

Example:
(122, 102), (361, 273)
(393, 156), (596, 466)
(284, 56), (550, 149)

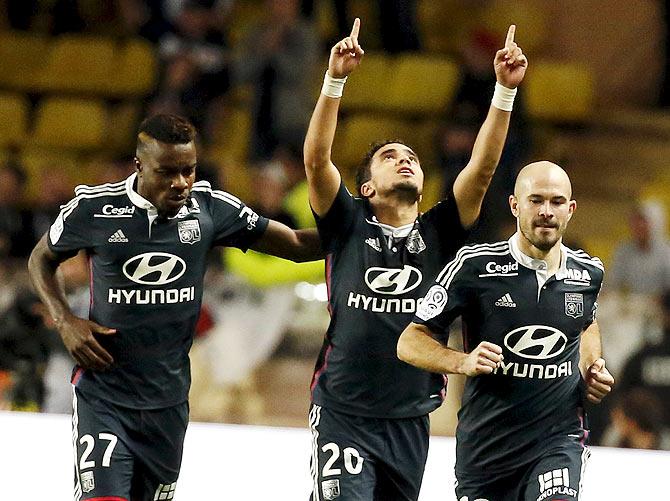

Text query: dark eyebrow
(378, 147), (418, 158)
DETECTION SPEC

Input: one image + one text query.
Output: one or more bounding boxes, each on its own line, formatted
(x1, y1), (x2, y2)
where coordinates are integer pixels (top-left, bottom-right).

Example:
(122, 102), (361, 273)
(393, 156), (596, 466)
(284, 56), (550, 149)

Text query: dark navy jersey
(413, 237), (604, 476)
(310, 182), (468, 419)
(48, 174), (269, 409)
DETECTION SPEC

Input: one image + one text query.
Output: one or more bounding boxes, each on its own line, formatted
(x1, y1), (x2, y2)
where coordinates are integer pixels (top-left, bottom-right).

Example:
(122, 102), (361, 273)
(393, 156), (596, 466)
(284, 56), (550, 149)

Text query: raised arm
(453, 25), (528, 228)
(304, 18), (364, 217)
(579, 320), (615, 404)
(398, 322), (503, 376)
(250, 221), (324, 262)
(28, 235), (115, 370)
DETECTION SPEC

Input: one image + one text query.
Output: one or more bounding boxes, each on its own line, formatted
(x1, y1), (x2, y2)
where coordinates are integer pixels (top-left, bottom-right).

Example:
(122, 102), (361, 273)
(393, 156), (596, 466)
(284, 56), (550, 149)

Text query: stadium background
(0, 0), (669, 497)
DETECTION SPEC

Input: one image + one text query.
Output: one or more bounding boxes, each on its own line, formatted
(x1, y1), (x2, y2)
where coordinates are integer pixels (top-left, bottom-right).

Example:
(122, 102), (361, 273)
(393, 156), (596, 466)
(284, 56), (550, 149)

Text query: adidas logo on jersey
(108, 229), (128, 243)
(365, 237), (382, 252)
(495, 293), (516, 307)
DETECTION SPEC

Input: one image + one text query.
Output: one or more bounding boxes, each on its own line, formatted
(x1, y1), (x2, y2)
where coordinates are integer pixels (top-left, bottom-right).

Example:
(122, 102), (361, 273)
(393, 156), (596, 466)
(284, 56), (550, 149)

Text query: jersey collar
(125, 173), (191, 221)
(365, 215), (415, 239)
(509, 233), (568, 276)
(126, 173), (156, 211)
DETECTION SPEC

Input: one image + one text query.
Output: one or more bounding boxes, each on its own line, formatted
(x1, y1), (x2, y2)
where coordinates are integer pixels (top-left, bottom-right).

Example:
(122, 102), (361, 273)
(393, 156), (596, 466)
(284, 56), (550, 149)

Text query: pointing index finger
(350, 17), (360, 40)
(505, 24), (516, 48)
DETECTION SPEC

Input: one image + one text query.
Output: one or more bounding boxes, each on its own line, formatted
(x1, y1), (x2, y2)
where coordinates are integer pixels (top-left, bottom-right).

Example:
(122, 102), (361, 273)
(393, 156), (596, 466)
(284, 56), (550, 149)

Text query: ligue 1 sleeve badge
(178, 220), (201, 244)
(565, 293), (583, 318)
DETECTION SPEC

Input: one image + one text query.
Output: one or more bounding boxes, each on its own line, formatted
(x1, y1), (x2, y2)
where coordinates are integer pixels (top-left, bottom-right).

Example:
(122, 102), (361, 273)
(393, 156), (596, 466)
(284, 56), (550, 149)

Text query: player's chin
(162, 198), (186, 216)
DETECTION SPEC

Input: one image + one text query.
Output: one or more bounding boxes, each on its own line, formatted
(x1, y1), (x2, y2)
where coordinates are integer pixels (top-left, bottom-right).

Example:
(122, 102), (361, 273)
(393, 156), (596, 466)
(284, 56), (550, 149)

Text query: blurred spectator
(617, 290), (670, 424)
(117, 0), (174, 42)
(439, 27), (530, 242)
(233, 0), (318, 162)
(251, 161), (298, 229)
(3, 0), (39, 30)
(0, 160), (36, 259)
(609, 202), (670, 295)
(150, 0), (232, 136)
(376, 0), (420, 53)
(0, 290), (57, 411)
(602, 388), (670, 450)
(30, 168), (74, 246)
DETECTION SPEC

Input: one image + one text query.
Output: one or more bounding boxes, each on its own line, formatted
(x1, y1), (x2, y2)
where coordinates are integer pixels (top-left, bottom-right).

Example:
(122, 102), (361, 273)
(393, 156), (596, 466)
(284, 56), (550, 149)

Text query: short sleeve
(413, 255), (472, 335)
(47, 197), (93, 257)
(207, 190), (269, 250)
(313, 181), (357, 252)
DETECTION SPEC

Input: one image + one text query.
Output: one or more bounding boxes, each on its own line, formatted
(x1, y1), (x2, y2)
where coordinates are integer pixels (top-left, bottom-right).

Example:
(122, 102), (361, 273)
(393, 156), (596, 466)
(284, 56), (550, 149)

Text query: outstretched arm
(250, 221), (323, 262)
(304, 18), (364, 217)
(28, 235), (116, 370)
(453, 25), (528, 228)
(398, 322), (503, 376)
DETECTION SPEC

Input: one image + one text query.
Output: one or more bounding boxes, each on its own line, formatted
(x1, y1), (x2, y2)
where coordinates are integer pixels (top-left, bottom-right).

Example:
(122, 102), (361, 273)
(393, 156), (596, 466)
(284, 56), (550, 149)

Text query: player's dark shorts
(308, 403), (429, 501)
(455, 437), (590, 501)
(72, 386), (188, 501)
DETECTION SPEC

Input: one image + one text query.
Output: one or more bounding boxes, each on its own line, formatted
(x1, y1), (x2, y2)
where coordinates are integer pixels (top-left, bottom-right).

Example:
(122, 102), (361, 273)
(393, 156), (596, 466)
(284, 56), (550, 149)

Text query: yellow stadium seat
(525, 61), (594, 122)
(0, 31), (47, 90)
(480, 0), (547, 54)
(0, 93), (29, 147)
(385, 55), (460, 115)
(333, 114), (414, 169)
(107, 102), (142, 153)
(35, 35), (116, 94)
(20, 148), (81, 202)
(340, 53), (392, 112)
(32, 97), (107, 150)
(110, 39), (158, 97)
(210, 106), (253, 163)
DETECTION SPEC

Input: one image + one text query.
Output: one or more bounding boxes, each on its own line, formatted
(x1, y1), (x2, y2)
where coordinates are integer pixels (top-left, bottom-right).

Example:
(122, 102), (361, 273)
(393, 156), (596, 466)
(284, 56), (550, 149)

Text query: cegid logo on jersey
(347, 266), (423, 314)
(493, 325), (573, 380)
(108, 252), (195, 305)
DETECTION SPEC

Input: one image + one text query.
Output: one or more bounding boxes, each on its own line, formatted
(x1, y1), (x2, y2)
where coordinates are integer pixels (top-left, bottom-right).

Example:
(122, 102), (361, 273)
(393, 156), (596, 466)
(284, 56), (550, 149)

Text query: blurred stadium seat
(31, 97), (107, 150)
(35, 35), (116, 95)
(0, 93), (29, 147)
(109, 39), (158, 98)
(386, 55), (460, 115)
(0, 31), (47, 90)
(20, 147), (81, 201)
(332, 113), (414, 168)
(525, 61), (594, 122)
(340, 53), (391, 112)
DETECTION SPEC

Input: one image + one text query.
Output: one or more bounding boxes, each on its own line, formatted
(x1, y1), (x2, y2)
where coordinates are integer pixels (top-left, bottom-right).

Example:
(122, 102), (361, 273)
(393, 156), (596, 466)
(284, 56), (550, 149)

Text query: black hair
(355, 139), (417, 197)
(136, 114), (196, 153)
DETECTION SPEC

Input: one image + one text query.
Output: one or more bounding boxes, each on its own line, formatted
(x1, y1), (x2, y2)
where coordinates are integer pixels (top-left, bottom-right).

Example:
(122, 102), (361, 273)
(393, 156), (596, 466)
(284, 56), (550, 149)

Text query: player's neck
(515, 233), (563, 275)
(370, 197), (418, 227)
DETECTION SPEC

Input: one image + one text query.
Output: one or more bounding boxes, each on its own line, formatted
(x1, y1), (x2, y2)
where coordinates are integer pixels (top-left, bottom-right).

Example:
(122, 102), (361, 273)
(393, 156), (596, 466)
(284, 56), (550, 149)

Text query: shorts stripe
(72, 386), (82, 501)
(578, 445), (591, 500)
(309, 405), (322, 501)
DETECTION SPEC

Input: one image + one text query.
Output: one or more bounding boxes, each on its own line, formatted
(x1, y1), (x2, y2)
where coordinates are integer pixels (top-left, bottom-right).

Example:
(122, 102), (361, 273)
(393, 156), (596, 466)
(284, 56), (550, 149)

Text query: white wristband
(321, 71), (348, 99)
(491, 82), (517, 111)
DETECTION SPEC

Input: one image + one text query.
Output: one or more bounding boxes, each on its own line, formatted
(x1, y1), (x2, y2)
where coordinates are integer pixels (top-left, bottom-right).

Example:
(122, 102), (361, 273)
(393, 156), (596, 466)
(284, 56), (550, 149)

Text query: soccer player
(305, 18), (527, 500)
(27, 114), (322, 501)
(398, 161), (615, 501)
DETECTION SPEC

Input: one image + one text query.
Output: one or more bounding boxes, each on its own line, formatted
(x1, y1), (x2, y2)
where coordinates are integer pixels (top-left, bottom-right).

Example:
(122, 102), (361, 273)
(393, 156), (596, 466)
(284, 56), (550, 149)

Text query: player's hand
(584, 358), (614, 404)
(328, 17), (364, 79)
(460, 341), (504, 376)
(57, 315), (116, 371)
(493, 25), (528, 89)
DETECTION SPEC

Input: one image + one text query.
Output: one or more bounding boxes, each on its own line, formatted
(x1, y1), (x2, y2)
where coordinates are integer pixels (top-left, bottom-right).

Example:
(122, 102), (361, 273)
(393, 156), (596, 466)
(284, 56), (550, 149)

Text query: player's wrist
(322, 70), (348, 99)
(492, 82), (517, 111)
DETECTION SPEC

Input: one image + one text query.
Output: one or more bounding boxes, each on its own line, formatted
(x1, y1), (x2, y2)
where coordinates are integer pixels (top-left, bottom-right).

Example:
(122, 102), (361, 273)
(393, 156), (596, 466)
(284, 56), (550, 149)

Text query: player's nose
(171, 175), (188, 190)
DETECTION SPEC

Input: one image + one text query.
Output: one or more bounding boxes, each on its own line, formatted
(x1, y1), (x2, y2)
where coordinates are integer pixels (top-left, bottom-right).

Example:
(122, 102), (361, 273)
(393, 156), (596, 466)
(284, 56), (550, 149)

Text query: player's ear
(134, 157), (142, 172)
(567, 199), (576, 221)
(509, 195), (519, 217)
(360, 181), (375, 198)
